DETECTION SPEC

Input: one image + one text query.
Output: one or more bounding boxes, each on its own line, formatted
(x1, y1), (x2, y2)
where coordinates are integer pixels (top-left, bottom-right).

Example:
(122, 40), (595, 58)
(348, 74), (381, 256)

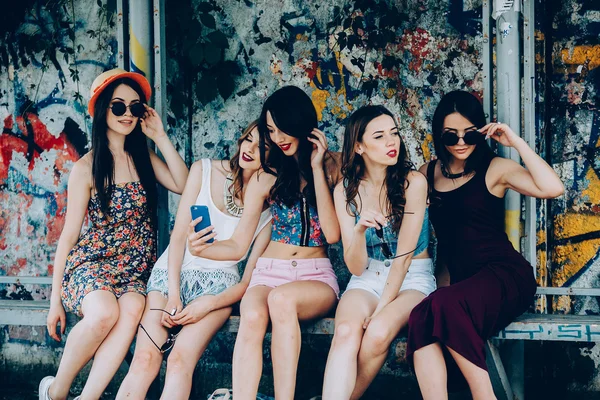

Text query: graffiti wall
(526, 0), (600, 396)
(549, 0), (600, 315)
(0, 0), (117, 299)
(165, 0), (484, 283)
(168, 0), (483, 162)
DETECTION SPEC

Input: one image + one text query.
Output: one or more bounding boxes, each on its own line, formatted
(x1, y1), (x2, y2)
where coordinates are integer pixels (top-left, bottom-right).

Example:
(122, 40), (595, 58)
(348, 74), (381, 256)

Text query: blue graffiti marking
(557, 324), (583, 339)
(498, 325), (544, 340)
(585, 325), (600, 342)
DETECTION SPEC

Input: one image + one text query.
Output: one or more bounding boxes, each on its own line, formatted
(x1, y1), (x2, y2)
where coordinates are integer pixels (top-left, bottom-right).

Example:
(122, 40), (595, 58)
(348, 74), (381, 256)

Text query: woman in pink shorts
(188, 85), (341, 400)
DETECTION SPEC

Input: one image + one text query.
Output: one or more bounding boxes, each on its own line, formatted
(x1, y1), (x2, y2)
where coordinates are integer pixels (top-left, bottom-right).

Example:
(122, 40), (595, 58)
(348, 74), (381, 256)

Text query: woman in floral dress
(39, 68), (188, 400)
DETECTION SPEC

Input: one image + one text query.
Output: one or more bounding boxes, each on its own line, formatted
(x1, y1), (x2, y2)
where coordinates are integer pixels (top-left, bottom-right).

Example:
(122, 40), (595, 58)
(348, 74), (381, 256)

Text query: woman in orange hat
(40, 68), (188, 400)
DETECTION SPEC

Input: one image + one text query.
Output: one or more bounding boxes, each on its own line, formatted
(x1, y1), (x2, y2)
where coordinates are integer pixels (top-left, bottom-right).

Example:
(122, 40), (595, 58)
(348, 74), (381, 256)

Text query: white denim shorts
(345, 258), (436, 299)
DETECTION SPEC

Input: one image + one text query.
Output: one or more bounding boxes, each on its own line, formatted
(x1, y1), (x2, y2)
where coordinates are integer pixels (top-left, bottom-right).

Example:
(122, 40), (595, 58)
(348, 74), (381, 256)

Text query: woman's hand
(354, 209), (387, 235)
(140, 105), (167, 142)
(171, 296), (216, 326)
(187, 217), (217, 256)
(480, 122), (523, 148)
(363, 305), (384, 330)
(161, 296), (183, 328)
(46, 301), (67, 342)
(308, 128), (329, 169)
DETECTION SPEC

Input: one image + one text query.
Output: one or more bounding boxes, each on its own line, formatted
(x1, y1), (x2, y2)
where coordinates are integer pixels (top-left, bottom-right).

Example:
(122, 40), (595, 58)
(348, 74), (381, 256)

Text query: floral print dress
(61, 181), (156, 316)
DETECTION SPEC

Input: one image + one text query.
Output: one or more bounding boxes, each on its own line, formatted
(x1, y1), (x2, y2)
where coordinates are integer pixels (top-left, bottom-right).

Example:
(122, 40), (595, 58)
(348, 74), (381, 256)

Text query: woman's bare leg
(116, 291), (168, 400)
(79, 292), (145, 399)
(232, 286), (273, 400)
(48, 290), (120, 400)
(322, 290), (377, 400)
(268, 281), (337, 400)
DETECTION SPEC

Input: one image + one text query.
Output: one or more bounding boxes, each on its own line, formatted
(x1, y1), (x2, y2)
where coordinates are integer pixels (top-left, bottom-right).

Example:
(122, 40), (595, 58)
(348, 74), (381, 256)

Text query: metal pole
(153, 0), (170, 254)
(495, 2), (522, 252)
(523, 0), (537, 272)
(495, 2), (524, 399)
(116, 0), (126, 69)
(482, 0), (494, 123)
(129, 0), (153, 82)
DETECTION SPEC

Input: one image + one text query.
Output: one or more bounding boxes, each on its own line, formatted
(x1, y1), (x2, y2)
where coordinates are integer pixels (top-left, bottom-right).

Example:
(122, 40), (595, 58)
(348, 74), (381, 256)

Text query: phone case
(190, 205), (214, 243)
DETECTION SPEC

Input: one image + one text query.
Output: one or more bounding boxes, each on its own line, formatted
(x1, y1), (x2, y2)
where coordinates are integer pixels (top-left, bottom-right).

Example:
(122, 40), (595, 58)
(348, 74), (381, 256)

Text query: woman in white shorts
(322, 105), (436, 400)
(116, 121), (271, 400)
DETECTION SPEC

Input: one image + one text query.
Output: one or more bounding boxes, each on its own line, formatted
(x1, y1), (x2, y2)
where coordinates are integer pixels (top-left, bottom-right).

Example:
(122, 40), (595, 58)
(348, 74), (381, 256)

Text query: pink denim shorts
(248, 257), (340, 298)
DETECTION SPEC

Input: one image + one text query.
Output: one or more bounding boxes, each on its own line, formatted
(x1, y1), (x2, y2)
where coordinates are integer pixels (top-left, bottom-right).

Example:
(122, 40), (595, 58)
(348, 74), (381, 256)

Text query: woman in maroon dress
(408, 90), (564, 398)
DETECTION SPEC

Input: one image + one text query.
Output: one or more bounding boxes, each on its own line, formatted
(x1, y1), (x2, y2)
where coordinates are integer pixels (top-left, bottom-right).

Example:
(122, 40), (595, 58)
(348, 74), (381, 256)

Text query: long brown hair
(91, 78), (157, 229)
(258, 86), (319, 207)
(227, 120), (259, 202)
(341, 105), (412, 232)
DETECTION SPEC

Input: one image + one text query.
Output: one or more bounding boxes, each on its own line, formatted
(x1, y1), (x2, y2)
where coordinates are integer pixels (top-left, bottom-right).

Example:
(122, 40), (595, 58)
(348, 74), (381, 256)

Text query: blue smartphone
(190, 205), (214, 243)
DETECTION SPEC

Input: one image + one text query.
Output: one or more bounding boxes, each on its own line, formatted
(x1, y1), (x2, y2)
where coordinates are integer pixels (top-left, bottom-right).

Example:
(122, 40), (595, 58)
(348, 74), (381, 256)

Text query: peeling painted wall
(3, 0), (600, 397)
(548, 0), (600, 316)
(170, 0), (483, 164)
(529, 0), (600, 397)
(165, 0), (484, 284)
(0, 1), (117, 300)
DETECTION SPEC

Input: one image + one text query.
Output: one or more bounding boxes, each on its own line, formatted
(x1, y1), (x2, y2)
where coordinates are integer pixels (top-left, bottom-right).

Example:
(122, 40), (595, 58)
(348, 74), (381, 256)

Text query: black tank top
(427, 158), (529, 283)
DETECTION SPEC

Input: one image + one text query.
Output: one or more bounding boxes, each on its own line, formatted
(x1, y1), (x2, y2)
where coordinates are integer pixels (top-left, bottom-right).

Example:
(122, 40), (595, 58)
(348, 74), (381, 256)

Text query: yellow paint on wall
(309, 52), (353, 121)
(311, 87), (330, 122)
(561, 45), (600, 70)
(553, 240), (600, 285)
(553, 295), (572, 314)
(554, 213), (600, 241)
(505, 210), (521, 251)
(421, 134), (433, 161)
(129, 28), (150, 75)
(552, 212), (600, 287)
(582, 167), (600, 204)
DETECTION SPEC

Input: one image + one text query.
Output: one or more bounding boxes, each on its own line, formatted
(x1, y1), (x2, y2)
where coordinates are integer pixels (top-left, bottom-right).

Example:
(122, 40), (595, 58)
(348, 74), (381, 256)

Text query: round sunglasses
(138, 308), (184, 353)
(109, 101), (147, 118)
(441, 130), (484, 146)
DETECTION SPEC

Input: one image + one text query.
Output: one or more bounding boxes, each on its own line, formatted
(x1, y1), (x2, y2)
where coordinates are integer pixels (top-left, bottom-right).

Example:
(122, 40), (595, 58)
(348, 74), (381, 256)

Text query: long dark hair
(341, 105), (412, 232)
(432, 90), (495, 176)
(227, 120), (259, 202)
(91, 77), (158, 228)
(258, 86), (319, 207)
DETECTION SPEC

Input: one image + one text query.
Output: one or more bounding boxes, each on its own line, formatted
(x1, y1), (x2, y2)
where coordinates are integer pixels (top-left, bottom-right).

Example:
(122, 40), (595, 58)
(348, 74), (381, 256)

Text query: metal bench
(2, 286), (600, 400)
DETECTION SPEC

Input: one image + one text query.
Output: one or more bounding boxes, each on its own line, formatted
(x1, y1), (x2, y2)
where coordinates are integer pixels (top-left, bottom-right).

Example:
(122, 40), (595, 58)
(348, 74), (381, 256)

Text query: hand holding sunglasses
(374, 211), (417, 260)
(355, 209), (388, 234)
(139, 308), (184, 354)
(479, 122), (521, 148)
(139, 105), (167, 141)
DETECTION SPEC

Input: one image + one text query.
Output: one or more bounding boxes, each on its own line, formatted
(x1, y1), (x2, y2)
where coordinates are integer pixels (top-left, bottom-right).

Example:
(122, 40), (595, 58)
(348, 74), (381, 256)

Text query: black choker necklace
(440, 163), (468, 179)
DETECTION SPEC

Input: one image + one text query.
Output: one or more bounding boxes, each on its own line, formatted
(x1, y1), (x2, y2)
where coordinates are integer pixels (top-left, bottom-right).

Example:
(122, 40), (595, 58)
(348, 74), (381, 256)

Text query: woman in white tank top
(117, 121), (272, 399)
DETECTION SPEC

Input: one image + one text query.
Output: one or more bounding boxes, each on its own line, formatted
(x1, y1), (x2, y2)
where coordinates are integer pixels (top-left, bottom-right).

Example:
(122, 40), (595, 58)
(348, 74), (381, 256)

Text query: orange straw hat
(88, 68), (152, 117)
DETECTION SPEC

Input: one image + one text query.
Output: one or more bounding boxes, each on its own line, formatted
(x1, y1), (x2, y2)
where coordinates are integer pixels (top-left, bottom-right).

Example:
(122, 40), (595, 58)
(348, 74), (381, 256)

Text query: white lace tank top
(152, 159), (272, 277)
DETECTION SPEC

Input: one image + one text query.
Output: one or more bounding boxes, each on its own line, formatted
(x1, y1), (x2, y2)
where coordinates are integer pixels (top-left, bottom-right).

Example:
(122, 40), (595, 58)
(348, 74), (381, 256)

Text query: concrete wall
(1, 0), (600, 398)
(527, 0), (600, 397)
(0, 0), (117, 300)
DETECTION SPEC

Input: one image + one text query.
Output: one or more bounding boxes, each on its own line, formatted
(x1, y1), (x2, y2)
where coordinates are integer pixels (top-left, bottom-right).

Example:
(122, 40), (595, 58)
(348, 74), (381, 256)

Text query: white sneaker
(38, 376), (54, 400)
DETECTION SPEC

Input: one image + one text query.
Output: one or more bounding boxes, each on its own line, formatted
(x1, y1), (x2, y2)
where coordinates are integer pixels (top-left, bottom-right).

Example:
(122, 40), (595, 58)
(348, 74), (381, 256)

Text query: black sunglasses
(139, 308), (183, 353)
(109, 101), (146, 118)
(375, 227), (394, 259)
(374, 213), (417, 261)
(441, 130), (484, 146)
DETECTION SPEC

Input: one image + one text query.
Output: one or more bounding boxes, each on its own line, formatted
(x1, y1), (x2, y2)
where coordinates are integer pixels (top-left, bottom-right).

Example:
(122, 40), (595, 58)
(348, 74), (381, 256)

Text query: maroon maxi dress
(407, 157), (537, 390)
